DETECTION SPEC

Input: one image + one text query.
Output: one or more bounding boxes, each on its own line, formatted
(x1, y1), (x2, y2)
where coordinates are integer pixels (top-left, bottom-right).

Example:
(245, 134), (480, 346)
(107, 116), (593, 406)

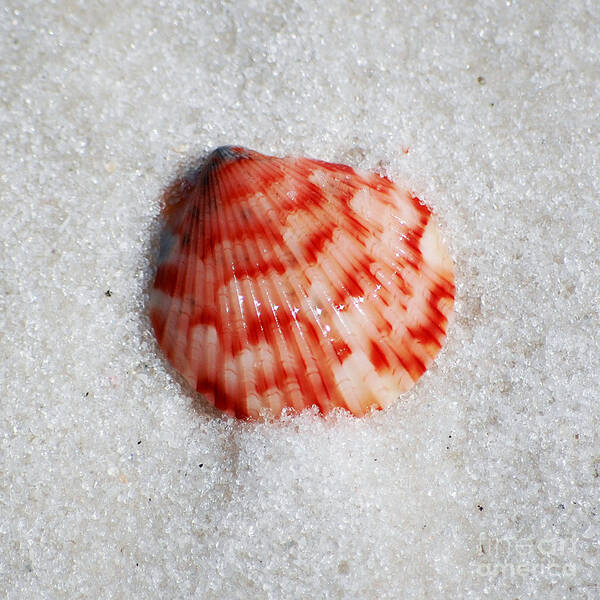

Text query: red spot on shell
(369, 340), (390, 371)
(332, 339), (352, 363)
(302, 224), (335, 264)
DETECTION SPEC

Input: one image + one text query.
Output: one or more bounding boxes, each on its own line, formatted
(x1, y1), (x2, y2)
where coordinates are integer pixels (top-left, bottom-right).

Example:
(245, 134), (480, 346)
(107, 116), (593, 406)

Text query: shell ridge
(189, 162), (222, 406)
(219, 155), (326, 413)
(180, 184), (205, 385)
(269, 275), (327, 413)
(157, 222), (192, 364)
(261, 187), (362, 414)
(241, 169), (335, 413)
(255, 159), (356, 411)
(195, 166), (222, 395)
(184, 168), (221, 389)
(207, 158), (242, 416)
(265, 163), (371, 413)
(225, 154), (300, 409)
(214, 157), (257, 418)
(254, 166), (345, 412)
(227, 187), (283, 416)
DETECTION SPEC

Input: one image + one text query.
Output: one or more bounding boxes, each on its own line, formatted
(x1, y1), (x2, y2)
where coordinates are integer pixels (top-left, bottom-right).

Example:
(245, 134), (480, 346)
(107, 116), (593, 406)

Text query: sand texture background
(1, 1), (599, 598)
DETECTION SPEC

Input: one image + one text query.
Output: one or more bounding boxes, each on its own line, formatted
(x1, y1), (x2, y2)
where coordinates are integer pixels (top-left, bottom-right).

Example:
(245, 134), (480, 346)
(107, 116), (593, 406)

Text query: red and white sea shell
(150, 146), (455, 418)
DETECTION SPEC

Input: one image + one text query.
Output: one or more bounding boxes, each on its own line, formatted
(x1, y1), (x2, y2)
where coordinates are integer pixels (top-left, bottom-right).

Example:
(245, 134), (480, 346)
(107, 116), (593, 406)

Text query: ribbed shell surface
(150, 146), (455, 418)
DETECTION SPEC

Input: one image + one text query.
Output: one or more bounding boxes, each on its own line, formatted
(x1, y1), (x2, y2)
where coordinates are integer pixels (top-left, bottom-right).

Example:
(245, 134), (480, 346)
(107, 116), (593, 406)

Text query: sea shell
(150, 146), (454, 418)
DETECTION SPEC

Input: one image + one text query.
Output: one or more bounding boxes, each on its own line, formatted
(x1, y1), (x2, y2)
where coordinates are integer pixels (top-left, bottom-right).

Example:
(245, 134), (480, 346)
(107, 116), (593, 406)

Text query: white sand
(1, 1), (599, 598)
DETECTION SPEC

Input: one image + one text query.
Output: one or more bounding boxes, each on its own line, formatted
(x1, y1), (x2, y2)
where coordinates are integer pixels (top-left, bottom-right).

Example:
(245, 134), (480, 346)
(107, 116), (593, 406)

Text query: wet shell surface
(150, 146), (455, 418)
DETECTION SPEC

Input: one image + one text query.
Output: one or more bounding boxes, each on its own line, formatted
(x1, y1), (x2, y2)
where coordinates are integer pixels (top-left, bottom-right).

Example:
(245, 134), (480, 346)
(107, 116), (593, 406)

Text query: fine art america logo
(476, 532), (578, 579)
